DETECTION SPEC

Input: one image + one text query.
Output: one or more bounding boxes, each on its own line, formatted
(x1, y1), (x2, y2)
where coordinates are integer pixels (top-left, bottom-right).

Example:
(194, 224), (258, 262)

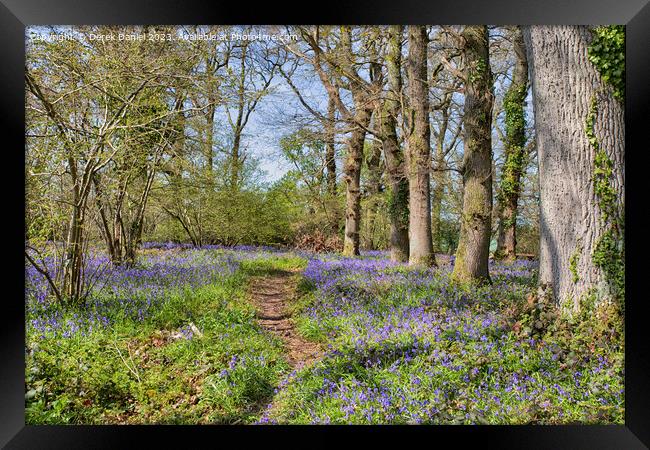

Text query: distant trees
(290, 26), (383, 256)
(430, 89), (462, 254)
(452, 25), (494, 283)
(524, 25), (624, 311)
(224, 37), (278, 191)
(152, 28), (283, 246)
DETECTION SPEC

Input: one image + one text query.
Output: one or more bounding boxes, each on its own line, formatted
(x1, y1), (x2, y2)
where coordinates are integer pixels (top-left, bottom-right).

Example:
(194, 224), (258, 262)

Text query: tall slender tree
(379, 25), (410, 262)
(495, 26), (529, 261)
(405, 26), (436, 267)
(452, 25), (494, 283)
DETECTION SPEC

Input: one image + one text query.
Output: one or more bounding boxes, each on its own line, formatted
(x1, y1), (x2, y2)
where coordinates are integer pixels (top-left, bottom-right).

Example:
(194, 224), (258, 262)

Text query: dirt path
(248, 269), (322, 369)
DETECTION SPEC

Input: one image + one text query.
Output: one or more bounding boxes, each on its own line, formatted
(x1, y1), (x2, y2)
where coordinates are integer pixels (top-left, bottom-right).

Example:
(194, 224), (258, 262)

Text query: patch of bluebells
(25, 244), (306, 340)
(260, 255), (624, 425)
(141, 241), (283, 254)
(179, 324), (194, 340)
(26, 244), (304, 425)
(25, 247), (250, 339)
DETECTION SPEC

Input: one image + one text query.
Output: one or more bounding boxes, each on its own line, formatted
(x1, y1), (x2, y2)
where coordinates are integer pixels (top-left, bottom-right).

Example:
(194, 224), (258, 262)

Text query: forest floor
(25, 245), (625, 425)
(248, 269), (322, 369)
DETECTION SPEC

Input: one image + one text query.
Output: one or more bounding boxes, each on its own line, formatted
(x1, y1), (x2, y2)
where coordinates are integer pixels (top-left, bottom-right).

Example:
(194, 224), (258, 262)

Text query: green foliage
(437, 218), (461, 254)
(387, 181), (409, 228)
(468, 58), (488, 85)
(587, 26), (625, 102)
(150, 187), (296, 246)
(569, 249), (580, 284)
(515, 224), (540, 256)
(499, 83), (528, 201)
(585, 97), (625, 302)
(586, 98), (618, 225)
(280, 129), (327, 192)
(593, 230), (625, 302)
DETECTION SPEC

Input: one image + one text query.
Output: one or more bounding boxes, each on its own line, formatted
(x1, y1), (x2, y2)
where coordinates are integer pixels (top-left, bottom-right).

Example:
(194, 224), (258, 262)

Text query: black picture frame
(2, 0), (649, 448)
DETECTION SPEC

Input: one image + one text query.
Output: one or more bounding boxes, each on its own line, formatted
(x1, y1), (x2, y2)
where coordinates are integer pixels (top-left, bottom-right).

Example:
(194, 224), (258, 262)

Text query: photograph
(23, 24), (626, 426)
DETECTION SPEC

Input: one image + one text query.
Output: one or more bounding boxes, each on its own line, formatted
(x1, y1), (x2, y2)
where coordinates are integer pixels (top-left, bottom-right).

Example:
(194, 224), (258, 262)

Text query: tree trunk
(495, 26), (529, 262)
(523, 26), (624, 311)
(325, 96), (339, 234)
(325, 96), (337, 197)
(380, 25), (409, 262)
(342, 107), (371, 256)
(364, 136), (383, 250)
(92, 172), (119, 263)
(124, 158), (158, 265)
(452, 25), (494, 283)
(205, 102), (216, 184)
(339, 26), (375, 257)
(231, 130), (242, 190)
(230, 43), (248, 191)
(405, 26), (436, 267)
(62, 192), (88, 304)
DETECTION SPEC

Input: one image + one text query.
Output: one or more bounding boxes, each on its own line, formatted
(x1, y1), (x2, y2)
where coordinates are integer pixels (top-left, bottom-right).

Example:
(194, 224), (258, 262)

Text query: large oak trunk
(523, 26), (624, 311)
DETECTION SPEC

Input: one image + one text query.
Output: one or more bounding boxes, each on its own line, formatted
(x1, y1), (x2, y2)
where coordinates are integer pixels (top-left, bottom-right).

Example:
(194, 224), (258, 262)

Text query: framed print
(2, 0), (649, 447)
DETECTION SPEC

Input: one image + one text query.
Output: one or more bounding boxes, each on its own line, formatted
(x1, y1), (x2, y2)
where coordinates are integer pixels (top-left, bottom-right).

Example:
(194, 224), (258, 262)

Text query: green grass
(25, 254), (306, 424)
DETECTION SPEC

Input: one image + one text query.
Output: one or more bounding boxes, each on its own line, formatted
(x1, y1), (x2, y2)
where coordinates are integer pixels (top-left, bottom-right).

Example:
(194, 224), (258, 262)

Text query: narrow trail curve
(248, 269), (322, 369)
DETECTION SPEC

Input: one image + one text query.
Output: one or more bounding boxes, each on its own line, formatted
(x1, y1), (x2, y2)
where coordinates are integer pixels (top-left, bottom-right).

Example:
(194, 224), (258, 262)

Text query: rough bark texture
(364, 135), (384, 250)
(342, 108), (371, 256)
(405, 26), (436, 267)
(381, 25), (409, 262)
(524, 26), (625, 311)
(452, 25), (494, 283)
(366, 139), (383, 198)
(495, 27), (529, 261)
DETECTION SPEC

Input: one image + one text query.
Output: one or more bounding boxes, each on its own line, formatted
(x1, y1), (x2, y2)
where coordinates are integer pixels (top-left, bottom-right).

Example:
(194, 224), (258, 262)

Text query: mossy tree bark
(452, 25), (494, 284)
(342, 112), (372, 256)
(495, 26), (529, 262)
(364, 137), (384, 250)
(340, 26), (377, 256)
(406, 26), (436, 267)
(523, 26), (624, 311)
(381, 25), (410, 262)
